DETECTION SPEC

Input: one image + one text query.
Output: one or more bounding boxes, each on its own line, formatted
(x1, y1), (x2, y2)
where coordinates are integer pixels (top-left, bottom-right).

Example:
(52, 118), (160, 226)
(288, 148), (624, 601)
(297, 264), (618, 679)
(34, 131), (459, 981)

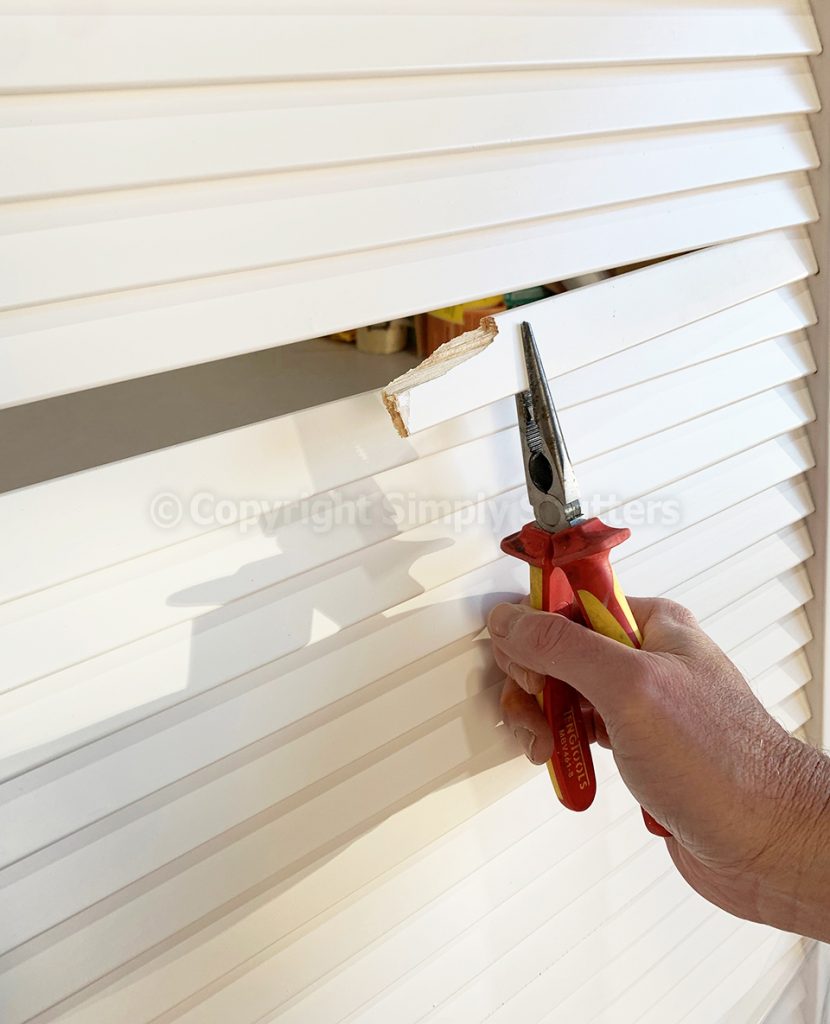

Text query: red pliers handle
(502, 517), (671, 838)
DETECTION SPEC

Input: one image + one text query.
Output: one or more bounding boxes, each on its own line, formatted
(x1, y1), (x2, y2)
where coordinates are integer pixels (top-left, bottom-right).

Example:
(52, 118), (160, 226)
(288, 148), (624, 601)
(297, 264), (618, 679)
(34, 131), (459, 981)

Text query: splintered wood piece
(381, 319), (498, 437)
(380, 228), (815, 437)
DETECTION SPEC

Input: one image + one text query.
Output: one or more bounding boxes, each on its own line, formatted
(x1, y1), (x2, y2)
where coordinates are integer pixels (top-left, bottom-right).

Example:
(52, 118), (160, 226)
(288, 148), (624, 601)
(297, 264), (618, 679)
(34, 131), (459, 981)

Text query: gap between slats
(0, 177), (818, 406)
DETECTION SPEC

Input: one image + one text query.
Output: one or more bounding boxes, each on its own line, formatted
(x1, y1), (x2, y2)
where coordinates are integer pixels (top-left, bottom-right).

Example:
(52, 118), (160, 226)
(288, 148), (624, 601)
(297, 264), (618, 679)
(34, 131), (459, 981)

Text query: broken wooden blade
(379, 230), (813, 438)
(381, 318), (498, 437)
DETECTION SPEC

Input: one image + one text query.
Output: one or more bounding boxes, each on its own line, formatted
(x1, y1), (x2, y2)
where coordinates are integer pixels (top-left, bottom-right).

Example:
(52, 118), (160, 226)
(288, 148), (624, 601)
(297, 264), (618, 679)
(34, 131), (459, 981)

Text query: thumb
(487, 602), (649, 717)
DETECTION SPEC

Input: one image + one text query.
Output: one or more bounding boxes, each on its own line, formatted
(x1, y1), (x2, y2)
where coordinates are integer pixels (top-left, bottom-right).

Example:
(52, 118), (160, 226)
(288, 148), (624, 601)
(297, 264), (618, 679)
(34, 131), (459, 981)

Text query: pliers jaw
(515, 321), (582, 534)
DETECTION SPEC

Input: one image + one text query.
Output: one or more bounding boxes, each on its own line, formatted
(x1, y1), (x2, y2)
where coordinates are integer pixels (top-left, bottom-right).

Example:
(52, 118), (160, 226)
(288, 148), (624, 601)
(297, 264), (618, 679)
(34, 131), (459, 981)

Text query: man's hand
(488, 597), (830, 941)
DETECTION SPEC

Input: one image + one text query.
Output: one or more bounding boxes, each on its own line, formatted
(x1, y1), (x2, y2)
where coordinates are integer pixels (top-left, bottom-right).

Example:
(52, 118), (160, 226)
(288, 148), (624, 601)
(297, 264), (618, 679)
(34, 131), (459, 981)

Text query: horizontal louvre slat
(730, 609), (812, 680)
(565, 334), (814, 462)
(666, 522), (812, 620)
(640, 929), (803, 1024)
(770, 688), (812, 731)
(386, 229), (816, 434)
(281, 811), (666, 1024)
(752, 650), (812, 707)
(0, 9), (819, 91)
(0, 181), (817, 405)
(548, 910), (771, 1024)
(443, 871), (700, 1024)
(703, 566), (812, 651)
(555, 282), (816, 407)
(616, 477), (813, 595)
(0, 125), (817, 313)
(682, 933), (806, 1024)
(0, 60), (818, 202)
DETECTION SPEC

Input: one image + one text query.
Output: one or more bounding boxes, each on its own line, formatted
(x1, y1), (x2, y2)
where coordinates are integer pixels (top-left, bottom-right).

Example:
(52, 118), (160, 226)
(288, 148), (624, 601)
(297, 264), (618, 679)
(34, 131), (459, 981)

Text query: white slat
(703, 566), (812, 651)
(666, 522), (813, 620)
(0, 60), (817, 202)
(0, 180), (817, 406)
(685, 933), (806, 1024)
(578, 913), (772, 1024)
(731, 609), (812, 680)
(0, 125), (817, 314)
(384, 229), (816, 434)
(617, 476), (814, 596)
(0, 8), (818, 91)
(770, 688), (812, 731)
(752, 650), (812, 707)
(440, 872), (699, 1024)
(640, 929), (803, 1024)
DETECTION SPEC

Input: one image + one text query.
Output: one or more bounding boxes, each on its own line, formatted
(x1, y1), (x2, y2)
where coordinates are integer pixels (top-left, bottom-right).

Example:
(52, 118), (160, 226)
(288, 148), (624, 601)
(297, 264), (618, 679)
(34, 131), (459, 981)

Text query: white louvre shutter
(0, 4), (824, 1024)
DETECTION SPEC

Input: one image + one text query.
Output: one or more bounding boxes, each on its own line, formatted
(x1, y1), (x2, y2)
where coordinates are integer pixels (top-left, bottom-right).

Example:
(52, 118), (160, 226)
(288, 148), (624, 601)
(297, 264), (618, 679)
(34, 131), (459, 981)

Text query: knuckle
(654, 598), (699, 629)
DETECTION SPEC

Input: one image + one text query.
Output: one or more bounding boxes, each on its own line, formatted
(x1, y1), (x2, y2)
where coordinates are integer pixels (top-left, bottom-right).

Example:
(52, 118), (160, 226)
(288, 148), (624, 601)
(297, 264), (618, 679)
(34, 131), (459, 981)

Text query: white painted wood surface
(0, 61), (818, 202)
(0, 4), (824, 1023)
(384, 230), (817, 434)
(0, 7), (819, 90)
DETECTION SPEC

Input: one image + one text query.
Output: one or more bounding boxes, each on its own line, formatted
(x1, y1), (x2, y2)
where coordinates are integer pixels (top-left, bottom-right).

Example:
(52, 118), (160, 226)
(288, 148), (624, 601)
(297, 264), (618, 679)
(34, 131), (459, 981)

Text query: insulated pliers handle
(501, 517), (671, 838)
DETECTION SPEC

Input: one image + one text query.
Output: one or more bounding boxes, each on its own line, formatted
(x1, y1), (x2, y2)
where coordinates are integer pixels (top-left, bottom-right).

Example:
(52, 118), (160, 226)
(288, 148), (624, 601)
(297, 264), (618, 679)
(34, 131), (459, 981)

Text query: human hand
(488, 597), (830, 940)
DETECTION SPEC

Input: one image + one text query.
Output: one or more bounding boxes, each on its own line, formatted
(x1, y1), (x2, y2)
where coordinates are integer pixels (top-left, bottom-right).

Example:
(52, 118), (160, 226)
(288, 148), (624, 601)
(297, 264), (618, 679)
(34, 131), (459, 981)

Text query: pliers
(501, 321), (670, 838)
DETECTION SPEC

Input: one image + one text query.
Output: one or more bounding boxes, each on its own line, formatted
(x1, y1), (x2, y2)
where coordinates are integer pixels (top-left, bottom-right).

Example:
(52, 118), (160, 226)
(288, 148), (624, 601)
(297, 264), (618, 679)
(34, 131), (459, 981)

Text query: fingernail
(513, 726), (537, 761)
(489, 603), (522, 639)
(507, 661), (530, 691)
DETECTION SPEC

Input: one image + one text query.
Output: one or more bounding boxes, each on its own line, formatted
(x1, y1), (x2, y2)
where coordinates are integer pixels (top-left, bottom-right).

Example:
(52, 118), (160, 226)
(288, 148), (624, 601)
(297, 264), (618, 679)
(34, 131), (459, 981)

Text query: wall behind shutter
(0, 3), (824, 1022)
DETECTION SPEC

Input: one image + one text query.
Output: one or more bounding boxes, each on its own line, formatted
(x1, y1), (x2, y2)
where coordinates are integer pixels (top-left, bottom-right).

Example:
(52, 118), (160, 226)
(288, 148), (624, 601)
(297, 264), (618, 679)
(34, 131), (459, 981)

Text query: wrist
(757, 735), (830, 939)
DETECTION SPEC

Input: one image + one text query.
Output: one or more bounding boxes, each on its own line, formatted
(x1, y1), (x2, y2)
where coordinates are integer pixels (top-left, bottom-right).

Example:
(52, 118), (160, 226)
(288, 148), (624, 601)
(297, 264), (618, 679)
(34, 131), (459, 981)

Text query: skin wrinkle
(489, 594), (830, 943)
